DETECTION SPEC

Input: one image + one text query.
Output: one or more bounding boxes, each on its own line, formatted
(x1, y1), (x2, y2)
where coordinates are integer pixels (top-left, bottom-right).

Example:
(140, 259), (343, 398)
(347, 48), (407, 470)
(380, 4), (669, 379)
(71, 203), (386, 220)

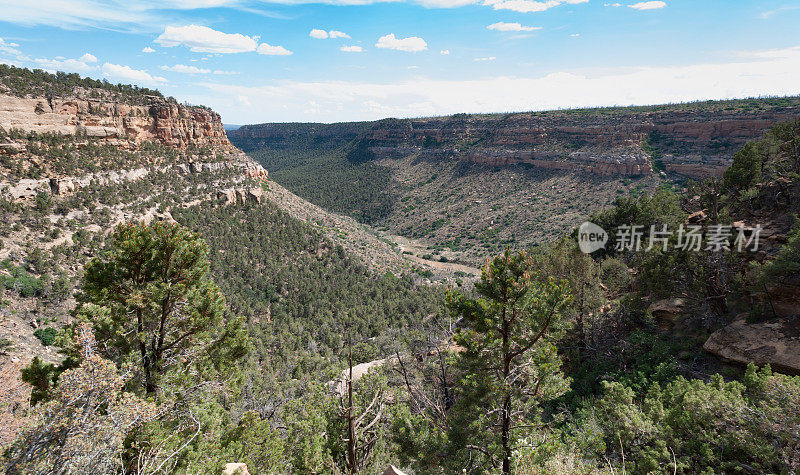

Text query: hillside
(231, 96), (800, 265)
(0, 66), (450, 453)
(1, 64), (799, 475)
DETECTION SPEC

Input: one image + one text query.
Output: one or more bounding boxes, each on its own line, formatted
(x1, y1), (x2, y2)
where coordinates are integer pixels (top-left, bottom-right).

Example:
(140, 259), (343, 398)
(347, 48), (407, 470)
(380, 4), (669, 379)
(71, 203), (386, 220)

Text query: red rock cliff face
(352, 102), (800, 178)
(147, 99), (231, 149)
(0, 92), (232, 151)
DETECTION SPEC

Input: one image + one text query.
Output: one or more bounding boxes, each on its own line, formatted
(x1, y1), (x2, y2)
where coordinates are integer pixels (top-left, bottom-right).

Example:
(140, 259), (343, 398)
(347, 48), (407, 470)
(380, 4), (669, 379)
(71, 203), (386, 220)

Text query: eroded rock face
(0, 93), (232, 150)
(217, 185), (266, 206)
(338, 106), (800, 178)
(704, 317), (800, 374)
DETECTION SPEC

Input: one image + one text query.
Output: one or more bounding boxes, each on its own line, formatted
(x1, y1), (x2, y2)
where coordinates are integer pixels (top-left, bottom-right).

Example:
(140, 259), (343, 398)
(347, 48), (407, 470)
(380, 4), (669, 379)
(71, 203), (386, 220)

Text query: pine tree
(447, 249), (572, 475)
(77, 221), (246, 395)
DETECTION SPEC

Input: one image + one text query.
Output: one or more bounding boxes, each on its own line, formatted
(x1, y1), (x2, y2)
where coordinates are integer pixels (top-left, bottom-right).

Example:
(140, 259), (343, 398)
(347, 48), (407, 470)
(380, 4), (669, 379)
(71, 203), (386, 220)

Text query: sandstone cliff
(0, 92), (231, 150)
(231, 97), (800, 178)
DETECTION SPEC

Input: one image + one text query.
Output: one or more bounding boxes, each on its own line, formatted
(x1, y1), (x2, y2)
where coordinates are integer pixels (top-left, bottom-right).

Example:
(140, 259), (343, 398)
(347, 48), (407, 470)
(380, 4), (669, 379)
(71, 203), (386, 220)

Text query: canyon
(231, 97), (800, 179)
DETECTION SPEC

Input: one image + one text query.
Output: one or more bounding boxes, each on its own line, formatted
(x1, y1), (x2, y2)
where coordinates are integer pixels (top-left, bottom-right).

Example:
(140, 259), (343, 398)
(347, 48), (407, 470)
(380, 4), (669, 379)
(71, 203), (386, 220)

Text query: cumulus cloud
(155, 25), (259, 53)
(0, 38), (22, 56)
(375, 34), (428, 52)
(213, 70), (239, 75)
(484, 0), (588, 13)
(487, 22), (541, 32)
(440, 50), (450, 55)
(142, 46), (156, 53)
(340, 45), (364, 52)
(628, 1), (666, 10)
(310, 29), (351, 39)
(197, 44), (800, 123)
(102, 63), (167, 84)
(474, 56), (496, 61)
(257, 43), (292, 55)
(160, 64), (211, 74)
(33, 55), (98, 74)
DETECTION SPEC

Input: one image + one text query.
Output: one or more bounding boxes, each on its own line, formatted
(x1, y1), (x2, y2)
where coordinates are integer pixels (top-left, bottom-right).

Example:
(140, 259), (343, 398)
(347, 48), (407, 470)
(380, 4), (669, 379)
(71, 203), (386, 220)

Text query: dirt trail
(381, 233), (481, 277)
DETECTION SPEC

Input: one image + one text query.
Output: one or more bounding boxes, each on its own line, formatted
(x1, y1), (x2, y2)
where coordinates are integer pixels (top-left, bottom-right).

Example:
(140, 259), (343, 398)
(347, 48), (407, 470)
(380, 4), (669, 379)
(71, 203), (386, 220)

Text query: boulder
(222, 463), (249, 475)
(648, 298), (685, 323)
(382, 465), (408, 475)
(703, 317), (800, 374)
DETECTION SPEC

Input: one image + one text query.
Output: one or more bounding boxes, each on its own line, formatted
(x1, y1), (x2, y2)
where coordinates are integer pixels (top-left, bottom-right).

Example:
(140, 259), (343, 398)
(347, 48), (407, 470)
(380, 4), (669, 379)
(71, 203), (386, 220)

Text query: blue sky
(1, 0), (799, 123)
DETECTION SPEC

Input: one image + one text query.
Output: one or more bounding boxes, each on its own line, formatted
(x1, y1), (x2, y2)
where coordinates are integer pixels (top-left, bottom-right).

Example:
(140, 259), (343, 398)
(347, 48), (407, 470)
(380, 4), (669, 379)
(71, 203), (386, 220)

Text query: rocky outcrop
(704, 317), (800, 374)
(359, 108), (800, 178)
(217, 186), (265, 206)
(232, 98), (800, 179)
(0, 93), (232, 150)
(1, 157), (268, 201)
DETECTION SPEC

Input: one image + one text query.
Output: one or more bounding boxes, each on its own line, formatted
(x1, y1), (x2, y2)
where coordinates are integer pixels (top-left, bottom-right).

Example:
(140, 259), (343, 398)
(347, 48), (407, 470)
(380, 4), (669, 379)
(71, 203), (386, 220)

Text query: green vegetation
(1, 258), (43, 298)
(33, 327), (57, 347)
(78, 221), (246, 394)
(3, 74), (800, 474)
(447, 250), (572, 474)
(241, 135), (393, 224)
(0, 64), (164, 104)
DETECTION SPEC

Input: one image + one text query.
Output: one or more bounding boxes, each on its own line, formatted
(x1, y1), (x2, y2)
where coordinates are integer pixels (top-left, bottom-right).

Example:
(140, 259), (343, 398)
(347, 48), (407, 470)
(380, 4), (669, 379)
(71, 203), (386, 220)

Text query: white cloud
(760, 6), (800, 19)
(628, 1), (665, 10)
(160, 64), (211, 74)
(474, 56), (496, 61)
(142, 46), (156, 53)
(0, 38), (22, 56)
(487, 22), (541, 32)
(570, 33), (580, 37)
(155, 25), (259, 54)
(440, 50), (450, 55)
(33, 55), (98, 74)
(604, 2), (622, 6)
(340, 45), (364, 52)
(213, 70), (239, 75)
(311, 29), (351, 39)
(257, 43), (293, 55)
(0, 0), (155, 30)
(198, 44), (800, 123)
(483, 0), (588, 13)
(102, 62), (167, 84)
(375, 33), (428, 52)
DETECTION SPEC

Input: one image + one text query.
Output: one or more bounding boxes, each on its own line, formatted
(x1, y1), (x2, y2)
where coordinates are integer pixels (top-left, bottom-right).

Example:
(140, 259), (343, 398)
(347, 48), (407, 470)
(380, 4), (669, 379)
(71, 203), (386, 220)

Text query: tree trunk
(501, 394), (511, 475)
(347, 343), (356, 475)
